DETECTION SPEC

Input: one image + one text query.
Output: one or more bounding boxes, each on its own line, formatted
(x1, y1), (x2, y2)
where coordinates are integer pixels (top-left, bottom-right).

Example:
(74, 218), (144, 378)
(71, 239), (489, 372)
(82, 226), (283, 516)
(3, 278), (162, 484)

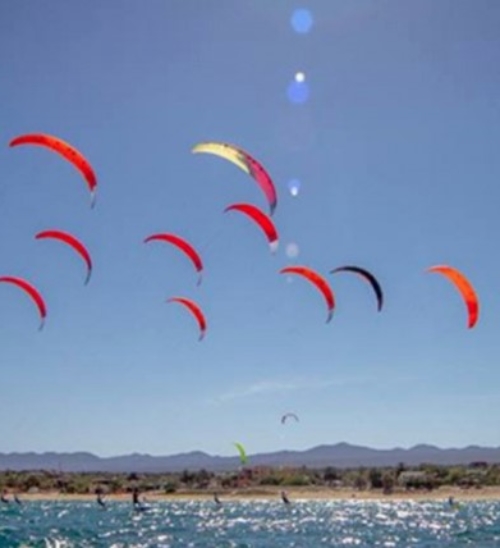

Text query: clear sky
(0, 0), (499, 458)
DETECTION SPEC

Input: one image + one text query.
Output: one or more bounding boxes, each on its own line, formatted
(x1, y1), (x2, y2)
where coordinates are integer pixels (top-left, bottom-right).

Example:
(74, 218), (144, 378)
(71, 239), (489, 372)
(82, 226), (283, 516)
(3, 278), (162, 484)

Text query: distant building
(468, 461), (489, 469)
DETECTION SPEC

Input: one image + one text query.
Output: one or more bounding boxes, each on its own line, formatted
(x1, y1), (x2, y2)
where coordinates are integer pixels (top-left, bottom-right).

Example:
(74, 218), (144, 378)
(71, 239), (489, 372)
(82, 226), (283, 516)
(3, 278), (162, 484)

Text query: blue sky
(1, 0), (500, 458)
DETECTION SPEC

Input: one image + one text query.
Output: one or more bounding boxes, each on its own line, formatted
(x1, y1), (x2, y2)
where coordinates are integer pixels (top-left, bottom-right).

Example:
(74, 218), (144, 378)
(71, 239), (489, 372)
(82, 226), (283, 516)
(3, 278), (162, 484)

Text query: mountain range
(1, 443), (499, 473)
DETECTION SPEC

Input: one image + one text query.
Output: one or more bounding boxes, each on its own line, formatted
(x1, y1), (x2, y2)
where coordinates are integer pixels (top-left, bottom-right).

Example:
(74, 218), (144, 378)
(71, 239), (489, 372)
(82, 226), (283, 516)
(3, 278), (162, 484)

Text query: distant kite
(427, 265), (479, 329)
(167, 297), (207, 340)
(36, 229), (93, 284)
(0, 276), (47, 329)
(281, 412), (299, 425)
(234, 442), (248, 465)
(192, 141), (277, 215)
(145, 233), (203, 286)
(224, 203), (279, 253)
(330, 266), (383, 311)
(280, 266), (335, 323)
(9, 133), (97, 207)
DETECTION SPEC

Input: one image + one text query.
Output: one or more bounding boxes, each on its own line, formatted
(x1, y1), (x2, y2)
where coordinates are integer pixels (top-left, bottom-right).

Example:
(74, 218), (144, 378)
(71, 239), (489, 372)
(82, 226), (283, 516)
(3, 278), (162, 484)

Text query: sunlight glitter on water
(3, 500), (500, 547)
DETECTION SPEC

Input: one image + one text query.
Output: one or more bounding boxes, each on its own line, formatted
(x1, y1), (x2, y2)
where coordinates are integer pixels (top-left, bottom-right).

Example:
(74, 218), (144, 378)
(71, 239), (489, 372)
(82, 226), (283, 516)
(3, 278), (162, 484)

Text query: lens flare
(285, 242), (300, 258)
(287, 80), (310, 105)
(291, 8), (313, 34)
(287, 179), (301, 197)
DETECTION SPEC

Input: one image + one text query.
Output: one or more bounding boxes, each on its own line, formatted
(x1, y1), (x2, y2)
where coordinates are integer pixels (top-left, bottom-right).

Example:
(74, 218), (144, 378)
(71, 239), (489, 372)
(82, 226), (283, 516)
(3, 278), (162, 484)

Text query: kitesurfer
(132, 487), (148, 512)
(213, 492), (222, 505)
(448, 496), (458, 509)
(96, 491), (106, 508)
(281, 490), (290, 505)
(132, 487), (140, 506)
(1, 490), (9, 504)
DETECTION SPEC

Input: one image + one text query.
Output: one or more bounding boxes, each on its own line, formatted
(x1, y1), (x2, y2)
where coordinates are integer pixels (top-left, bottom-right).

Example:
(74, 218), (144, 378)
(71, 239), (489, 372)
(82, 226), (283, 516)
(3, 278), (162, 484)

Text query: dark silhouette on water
(13, 494), (21, 505)
(448, 496), (459, 510)
(132, 487), (148, 512)
(132, 487), (140, 505)
(97, 493), (106, 508)
(281, 490), (291, 505)
(95, 486), (106, 508)
(213, 492), (222, 505)
(1, 490), (9, 504)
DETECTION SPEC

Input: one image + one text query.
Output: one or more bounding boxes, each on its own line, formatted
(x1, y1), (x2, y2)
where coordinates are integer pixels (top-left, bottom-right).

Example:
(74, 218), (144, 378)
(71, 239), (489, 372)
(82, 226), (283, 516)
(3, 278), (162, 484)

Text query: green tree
(369, 469), (383, 489)
(323, 467), (340, 483)
(382, 471), (395, 494)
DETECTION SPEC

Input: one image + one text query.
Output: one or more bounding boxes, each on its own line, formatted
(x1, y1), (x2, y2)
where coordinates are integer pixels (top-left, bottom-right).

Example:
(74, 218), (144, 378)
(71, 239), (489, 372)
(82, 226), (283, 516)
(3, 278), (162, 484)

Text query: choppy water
(1, 499), (500, 547)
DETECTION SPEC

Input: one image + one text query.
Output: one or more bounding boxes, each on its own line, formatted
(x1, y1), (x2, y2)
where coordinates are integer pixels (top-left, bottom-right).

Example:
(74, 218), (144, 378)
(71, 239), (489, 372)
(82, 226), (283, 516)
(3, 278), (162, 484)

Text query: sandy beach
(13, 486), (500, 503)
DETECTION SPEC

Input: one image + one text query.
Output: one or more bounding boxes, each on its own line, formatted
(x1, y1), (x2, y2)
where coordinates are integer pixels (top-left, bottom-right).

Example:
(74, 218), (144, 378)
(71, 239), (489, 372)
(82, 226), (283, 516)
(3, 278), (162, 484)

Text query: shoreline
(10, 486), (500, 503)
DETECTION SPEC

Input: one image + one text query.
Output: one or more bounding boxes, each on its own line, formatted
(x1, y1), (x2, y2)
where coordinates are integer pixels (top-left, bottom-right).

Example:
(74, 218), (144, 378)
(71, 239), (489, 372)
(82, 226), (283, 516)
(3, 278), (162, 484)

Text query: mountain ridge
(0, 443), (499, 473)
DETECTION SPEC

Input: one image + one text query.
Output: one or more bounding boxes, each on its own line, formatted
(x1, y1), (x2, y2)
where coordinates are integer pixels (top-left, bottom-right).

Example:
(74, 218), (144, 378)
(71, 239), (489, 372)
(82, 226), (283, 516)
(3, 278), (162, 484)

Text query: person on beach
(281, 490), (290, 505)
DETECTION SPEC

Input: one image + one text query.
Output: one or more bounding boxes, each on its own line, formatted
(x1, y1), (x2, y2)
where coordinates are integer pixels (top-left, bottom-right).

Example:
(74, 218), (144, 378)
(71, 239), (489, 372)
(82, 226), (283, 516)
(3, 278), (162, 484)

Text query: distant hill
(0, 444), (499, 473)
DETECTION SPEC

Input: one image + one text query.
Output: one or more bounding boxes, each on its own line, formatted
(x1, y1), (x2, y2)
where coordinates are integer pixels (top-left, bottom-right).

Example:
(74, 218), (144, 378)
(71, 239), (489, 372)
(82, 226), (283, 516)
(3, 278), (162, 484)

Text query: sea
(1, 499), (500, 547)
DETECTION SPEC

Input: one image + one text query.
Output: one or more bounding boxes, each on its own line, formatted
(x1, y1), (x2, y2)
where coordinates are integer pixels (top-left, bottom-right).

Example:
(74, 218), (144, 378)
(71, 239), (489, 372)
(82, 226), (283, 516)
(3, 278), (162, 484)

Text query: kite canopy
(280, 266), (335, 323)
(9, 133), (97, 207)
(234, 442), (248, 465)
(145, 233), (203, 285)
(192, 142), (248, 172)
(427, 265), (479, 329)
(224, 203), (279, 253)
(192, 141), (277, 216)
(167, 297), (207, 340)
(330, 265), (383, 311)
(281, 412), (299, 424)
(0, 276), (47, 329)
(36, 229), (93, 284)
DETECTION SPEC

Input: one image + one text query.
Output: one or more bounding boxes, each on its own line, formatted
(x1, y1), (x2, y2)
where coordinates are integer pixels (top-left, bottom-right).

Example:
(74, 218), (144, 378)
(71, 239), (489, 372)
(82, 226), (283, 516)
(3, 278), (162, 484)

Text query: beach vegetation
(1, 460), (500, 495)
